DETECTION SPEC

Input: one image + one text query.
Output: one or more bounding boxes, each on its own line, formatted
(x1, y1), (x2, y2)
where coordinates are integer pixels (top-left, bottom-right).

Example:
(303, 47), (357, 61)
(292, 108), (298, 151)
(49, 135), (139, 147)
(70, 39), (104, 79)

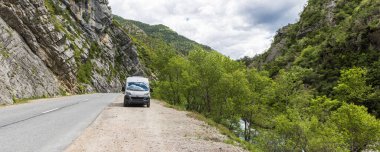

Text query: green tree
(274, 66), (312, 110)
(272, 110), (310, 151)
(305, 96), (341, 122)
(245, 69), (276, 139)
(329, 103), (380, 151)
(188, 50), (225, 113)
(219, 70), (251, 138)
(333, 67), (372, 103)
(307, 122), (349, 152)
(160, 56), (191, 105)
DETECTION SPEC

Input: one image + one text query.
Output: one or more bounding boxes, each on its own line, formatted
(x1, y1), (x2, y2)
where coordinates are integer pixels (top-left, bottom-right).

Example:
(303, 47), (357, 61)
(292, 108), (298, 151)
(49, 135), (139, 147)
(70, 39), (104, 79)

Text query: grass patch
(12, 95), (49, 105)
(0, 50), (10, 59)
(71, 43), (93, 85)
(0, 102), (6, 107)
(0, 42), (10, 59)
(159, 100), (186, 111)
(77, 61), (93, 84)
(77, 84), (87, 94)
(44, 0), (65, 33)
(59, 86), (70, 96)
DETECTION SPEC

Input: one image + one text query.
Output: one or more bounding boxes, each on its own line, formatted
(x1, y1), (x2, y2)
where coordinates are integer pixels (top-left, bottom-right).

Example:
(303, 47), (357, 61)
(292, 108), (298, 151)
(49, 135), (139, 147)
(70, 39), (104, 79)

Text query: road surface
(0, 93), (119, 152)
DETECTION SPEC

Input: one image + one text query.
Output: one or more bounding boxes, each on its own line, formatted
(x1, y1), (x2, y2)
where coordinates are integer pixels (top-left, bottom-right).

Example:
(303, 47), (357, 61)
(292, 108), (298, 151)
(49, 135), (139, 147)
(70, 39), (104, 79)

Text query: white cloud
(109, 0), (307, 59)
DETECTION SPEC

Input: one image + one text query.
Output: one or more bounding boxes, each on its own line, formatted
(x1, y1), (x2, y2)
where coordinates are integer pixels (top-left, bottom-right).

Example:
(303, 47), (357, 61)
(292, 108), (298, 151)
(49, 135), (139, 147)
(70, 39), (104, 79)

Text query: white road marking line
(40, 99), (88, 114)
(42, 108), (59, 114)
(1, 98), (94, 128)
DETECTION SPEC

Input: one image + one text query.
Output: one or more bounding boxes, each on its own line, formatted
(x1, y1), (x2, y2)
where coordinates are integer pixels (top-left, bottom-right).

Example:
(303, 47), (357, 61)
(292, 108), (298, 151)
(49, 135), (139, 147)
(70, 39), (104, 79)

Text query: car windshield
(127, 82), (149, 91)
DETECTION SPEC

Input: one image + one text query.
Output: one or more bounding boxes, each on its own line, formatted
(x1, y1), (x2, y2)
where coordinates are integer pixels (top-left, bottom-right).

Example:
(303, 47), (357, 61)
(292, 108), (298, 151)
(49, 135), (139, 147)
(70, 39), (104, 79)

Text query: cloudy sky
(109, 0), (308, 59)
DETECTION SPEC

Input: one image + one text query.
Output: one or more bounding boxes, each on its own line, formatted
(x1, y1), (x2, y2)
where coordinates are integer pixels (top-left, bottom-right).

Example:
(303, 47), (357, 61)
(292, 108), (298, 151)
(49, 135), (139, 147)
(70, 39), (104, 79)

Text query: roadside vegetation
(151, 49), (380, 151)
(115, 0), (380, 151)
(12, 96), (48, 105)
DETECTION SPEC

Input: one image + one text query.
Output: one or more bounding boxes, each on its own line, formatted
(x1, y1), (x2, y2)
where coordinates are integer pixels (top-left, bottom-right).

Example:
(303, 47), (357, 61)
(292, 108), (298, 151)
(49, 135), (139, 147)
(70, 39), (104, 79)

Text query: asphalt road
(0, 93), (120, 152)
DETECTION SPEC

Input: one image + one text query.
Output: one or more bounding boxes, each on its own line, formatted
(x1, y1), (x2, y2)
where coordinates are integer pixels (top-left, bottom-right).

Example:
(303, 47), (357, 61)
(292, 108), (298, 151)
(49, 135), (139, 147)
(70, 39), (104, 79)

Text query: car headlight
(126, 91), (132, 95)
(144, 93), (150, 96)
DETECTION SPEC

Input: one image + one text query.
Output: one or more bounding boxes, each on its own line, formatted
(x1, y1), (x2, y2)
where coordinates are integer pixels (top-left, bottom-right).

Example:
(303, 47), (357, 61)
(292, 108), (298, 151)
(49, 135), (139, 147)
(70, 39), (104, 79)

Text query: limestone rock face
(0, 0), (146, 104)
(0, 17), (60, 104)
(249, 24), (292, 69)
(249, 0), (338, 69)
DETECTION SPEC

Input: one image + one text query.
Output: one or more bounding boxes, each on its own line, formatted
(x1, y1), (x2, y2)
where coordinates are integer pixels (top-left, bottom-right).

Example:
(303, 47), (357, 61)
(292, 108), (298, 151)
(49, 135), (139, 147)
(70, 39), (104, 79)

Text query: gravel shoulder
(65, 95), (246, 152)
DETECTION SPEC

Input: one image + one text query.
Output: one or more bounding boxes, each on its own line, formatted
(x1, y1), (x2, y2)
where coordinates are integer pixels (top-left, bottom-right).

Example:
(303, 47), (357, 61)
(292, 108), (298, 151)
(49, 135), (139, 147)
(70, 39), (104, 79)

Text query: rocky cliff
(0, 0), (146, 104)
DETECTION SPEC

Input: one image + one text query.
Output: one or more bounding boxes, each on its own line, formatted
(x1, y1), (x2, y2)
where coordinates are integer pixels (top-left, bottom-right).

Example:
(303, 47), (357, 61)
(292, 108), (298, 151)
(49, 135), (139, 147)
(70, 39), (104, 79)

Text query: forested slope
(112, 0), (380, 151)
(249, 0), (380, 116)
(113, 15), (213, 55)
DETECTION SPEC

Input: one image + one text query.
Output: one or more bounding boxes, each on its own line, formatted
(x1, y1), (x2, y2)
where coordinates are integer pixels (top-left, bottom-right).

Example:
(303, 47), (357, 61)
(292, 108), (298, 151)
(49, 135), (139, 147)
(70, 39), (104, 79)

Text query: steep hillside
(252, 0), (380, 89)
(249, 0), (380, 113)
(0, 0), (146, 104)
(113, 15), (213, 55)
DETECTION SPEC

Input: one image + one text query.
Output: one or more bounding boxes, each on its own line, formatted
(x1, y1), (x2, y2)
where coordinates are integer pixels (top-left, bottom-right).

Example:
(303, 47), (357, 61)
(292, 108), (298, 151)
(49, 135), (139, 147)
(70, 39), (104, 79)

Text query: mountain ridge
(113, 15), (214, 55)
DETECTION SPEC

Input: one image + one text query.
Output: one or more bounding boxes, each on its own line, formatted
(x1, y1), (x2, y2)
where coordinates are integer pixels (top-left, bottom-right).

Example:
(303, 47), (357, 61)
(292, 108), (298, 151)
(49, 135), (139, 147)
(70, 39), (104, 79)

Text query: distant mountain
(113, 15), (213, 55)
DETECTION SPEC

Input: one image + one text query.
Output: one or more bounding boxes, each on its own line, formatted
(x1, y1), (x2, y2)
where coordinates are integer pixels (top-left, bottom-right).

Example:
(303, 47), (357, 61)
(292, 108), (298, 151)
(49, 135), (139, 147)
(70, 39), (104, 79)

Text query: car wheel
(123, 98), (129, 107)
(147, 102), (150, 108)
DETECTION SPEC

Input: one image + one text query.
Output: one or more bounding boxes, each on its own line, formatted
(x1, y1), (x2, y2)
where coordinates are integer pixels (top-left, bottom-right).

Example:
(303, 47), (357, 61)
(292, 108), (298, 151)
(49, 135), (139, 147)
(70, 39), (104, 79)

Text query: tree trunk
(244, 119), (249, 141)
(205, 88), (211, 113)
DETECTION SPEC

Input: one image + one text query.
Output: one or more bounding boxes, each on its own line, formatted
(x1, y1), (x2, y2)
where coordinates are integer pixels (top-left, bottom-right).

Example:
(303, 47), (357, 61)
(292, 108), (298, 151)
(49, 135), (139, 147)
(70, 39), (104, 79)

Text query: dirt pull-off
(65, 95), (246, 152)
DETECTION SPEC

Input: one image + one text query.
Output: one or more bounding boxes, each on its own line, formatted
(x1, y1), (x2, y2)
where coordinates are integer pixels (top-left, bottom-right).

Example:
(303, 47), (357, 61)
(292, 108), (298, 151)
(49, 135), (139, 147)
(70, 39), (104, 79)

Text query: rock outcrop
(0, 0), (146, 104)
(250, 0), (337, 69)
